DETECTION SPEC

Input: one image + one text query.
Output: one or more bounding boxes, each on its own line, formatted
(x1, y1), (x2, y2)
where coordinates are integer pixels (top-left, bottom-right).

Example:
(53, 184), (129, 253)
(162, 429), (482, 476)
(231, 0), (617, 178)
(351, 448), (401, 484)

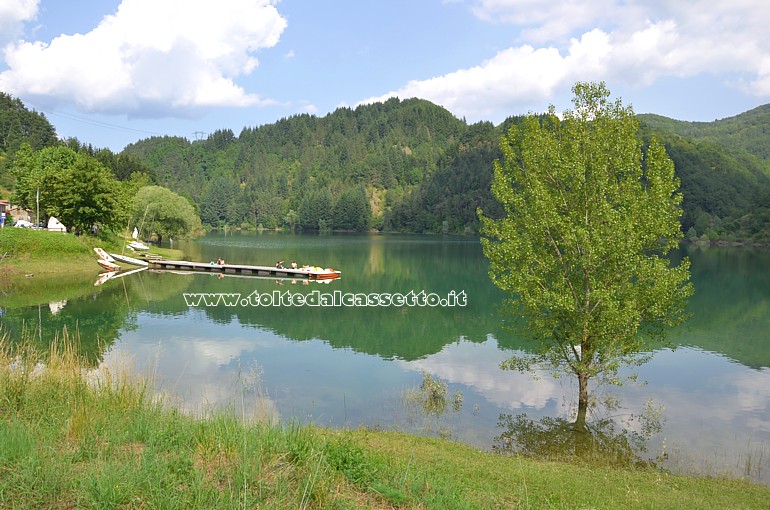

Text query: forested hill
(123, 97), (770, 240)
(123, 98), (505, 233)
(0, 92), (58, 192)
(0, 92), (152, 191)
(4, 91), (770, 240)
(639, 107), (770, 241)
(640, 104), (770, 160)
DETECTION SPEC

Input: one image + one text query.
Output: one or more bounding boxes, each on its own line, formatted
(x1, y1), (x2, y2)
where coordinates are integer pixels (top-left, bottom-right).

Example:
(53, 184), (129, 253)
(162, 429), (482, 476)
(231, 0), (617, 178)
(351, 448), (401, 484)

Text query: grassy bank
(0, 227), (183, 279)
(1, 338), (768, 509)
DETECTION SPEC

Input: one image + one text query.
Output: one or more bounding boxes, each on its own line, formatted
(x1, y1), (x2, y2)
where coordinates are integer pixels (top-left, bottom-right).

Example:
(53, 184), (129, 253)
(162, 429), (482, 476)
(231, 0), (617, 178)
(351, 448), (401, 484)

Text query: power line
(18, 96), (166, 136)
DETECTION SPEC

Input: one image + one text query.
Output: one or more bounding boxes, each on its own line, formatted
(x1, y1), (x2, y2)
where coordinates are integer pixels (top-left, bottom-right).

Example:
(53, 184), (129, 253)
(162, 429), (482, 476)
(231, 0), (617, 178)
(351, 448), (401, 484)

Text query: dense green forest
(121, 98), (498, 232)
(639, 107), (770, 242)
(1, 92), (154, 192)
(0, 92), (58, 192)
(0, 92), (201, 240)
(3, 91), (770, 241)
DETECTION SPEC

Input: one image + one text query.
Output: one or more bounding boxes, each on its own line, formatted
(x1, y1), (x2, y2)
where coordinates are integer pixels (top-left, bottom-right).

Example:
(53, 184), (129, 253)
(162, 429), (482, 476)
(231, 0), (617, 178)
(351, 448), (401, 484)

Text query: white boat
(93, 247), (115, 262)
(110, 253), (149, 267)
(127, 241), (150, 251)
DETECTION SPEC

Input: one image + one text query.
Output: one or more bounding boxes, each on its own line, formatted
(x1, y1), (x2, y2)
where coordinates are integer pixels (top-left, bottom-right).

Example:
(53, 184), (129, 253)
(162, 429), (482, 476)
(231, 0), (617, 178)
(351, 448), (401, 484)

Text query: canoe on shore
(96, 258), (121, 271)
(127, 241), (150, 251)
(93, 247), (115, 262)
(110, 253), (149, 267)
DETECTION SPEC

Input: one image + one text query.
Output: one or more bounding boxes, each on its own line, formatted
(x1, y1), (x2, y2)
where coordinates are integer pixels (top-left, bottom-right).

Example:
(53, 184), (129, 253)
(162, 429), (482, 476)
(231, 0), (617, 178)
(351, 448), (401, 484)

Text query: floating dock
(147, 260), (341, 280)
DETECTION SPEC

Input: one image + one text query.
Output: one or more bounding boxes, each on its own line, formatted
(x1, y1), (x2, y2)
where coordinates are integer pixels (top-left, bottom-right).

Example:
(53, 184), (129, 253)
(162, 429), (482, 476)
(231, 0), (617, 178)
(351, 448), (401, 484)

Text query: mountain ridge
(3, 92), (770, 241)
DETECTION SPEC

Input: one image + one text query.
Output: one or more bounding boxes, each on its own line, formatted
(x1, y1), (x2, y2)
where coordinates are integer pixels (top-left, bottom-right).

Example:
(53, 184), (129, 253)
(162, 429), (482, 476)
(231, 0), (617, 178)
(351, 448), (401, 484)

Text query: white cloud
(468, 0), (622, 43)
(0, 0), (287, 117)
(403, 338), (567, 411)
(0, 0), (39, 45)
(361, 1), (770, 122)
(360, 30), (610, 121)
(297, 100), (318, 115)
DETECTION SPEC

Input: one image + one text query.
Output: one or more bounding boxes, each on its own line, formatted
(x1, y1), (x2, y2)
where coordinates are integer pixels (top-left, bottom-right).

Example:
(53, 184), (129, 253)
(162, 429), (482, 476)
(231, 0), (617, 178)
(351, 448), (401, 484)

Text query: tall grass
(0, 333), (450, 508)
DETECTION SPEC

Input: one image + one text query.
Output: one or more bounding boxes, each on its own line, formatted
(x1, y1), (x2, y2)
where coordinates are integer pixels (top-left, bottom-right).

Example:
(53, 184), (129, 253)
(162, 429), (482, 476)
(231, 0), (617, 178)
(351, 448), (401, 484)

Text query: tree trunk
(570, 371), (592, 457)
(575, 371), (590, 432)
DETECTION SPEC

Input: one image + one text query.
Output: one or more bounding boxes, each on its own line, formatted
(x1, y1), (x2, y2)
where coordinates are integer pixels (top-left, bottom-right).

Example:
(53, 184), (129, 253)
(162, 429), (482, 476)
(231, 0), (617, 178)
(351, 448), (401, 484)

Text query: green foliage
(386, 121), (504, 232)
(199, 176), (241, 227)
(124, 98), (467, 231)
(640, 110), (770, 241)
(50, 154), (130, 233)
(0, 93), (58, 154)
(6, 92), (770, 239)
(133, 185), (202, 243)
(298, 186), (333, 230)
(9, 144), (131, 232)
(332, 184), (371, 231)
(479, 82), (693, 417)
(0, 93), (59, 192)
(119, 96), (770, 238)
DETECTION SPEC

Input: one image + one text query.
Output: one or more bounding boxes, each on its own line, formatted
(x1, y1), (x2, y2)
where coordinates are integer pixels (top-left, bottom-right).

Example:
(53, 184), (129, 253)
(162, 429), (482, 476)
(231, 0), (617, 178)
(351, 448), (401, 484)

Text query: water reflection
(493, 413), (658, 469)
(1, 235), (769, 485)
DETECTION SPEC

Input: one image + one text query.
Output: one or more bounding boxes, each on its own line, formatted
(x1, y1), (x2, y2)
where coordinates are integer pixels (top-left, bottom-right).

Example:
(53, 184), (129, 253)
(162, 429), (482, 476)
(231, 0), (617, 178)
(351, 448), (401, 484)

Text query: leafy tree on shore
(133, 185), (201, 244)
(479, 82), (693, 428)
(48, 154), (129, 233)
(10, 144), (129, 232)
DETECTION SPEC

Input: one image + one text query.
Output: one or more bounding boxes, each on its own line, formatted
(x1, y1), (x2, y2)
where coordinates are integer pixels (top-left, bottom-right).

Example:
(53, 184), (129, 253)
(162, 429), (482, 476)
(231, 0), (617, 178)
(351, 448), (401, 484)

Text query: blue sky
(2, 0), (770, 151)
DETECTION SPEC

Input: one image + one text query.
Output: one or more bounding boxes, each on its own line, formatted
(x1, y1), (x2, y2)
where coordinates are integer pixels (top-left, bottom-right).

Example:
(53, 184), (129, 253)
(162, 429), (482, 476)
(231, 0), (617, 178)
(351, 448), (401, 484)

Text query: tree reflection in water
(493, 405), (665, 469)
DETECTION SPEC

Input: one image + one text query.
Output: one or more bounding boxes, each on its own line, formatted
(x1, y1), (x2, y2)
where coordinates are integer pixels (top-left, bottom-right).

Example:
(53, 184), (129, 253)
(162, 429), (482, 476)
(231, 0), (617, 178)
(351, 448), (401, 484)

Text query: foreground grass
(1, 339), (769, 509)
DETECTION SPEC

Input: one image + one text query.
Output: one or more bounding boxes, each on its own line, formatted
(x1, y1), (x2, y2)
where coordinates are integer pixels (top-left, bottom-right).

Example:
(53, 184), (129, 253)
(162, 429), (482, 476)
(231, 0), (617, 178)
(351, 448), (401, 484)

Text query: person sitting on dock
(290, 261), (298, 269)
(216, 257), (225, 265)
(276, 260), (285, 269)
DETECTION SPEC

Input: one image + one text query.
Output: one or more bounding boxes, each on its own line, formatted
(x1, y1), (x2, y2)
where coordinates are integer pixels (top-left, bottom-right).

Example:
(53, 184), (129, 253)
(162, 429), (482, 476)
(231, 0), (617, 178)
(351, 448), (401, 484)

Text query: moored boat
(96, 258), (121, 271)
(127, 240), (150, 251)
(308, 268), (341, 280)
(93, 247), (115, 262)
(110, 253), (149, 267)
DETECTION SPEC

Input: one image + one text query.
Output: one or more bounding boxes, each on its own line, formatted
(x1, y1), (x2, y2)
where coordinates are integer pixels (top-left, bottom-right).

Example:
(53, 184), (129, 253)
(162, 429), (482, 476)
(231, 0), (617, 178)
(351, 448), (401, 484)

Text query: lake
(2, 232), (769, 485)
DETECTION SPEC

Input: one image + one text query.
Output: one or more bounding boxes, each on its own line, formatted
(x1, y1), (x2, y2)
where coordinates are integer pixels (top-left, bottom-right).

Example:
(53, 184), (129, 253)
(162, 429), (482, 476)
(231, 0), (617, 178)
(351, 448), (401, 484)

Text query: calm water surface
(2, 233), (769, 484)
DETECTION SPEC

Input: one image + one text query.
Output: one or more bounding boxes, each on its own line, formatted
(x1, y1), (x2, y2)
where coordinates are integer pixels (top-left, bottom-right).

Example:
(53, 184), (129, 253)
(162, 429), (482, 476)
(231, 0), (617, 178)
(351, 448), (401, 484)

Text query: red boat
(308, 268), (341, 280)
(96, 258), (121, 271)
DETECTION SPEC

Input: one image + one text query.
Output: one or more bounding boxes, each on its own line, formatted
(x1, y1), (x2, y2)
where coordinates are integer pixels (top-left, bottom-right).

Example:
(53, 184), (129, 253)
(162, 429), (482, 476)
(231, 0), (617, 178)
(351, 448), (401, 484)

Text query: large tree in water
(479, 82), (692, 429)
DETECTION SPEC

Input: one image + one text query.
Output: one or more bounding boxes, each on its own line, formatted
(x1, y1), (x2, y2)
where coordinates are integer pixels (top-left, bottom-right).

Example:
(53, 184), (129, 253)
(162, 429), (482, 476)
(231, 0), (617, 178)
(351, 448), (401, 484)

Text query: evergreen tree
(332, 185), (370, 231)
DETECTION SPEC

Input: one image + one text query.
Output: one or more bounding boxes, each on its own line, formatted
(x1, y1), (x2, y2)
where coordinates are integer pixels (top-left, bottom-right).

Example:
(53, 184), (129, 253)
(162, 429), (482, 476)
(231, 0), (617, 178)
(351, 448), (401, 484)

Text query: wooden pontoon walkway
(147, 259), (341, 280)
